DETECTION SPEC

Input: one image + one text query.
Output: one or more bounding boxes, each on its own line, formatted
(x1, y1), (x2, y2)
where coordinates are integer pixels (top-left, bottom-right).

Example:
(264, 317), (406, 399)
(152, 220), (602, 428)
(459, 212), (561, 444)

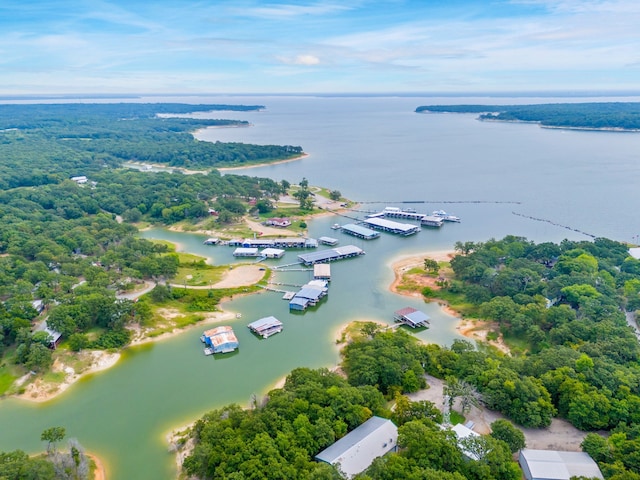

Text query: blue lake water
(1, 95), (640, 479)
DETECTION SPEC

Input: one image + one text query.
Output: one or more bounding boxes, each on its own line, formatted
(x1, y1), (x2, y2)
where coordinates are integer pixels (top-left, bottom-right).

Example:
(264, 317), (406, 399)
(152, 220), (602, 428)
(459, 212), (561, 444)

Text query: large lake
(1, 95), (640, 479)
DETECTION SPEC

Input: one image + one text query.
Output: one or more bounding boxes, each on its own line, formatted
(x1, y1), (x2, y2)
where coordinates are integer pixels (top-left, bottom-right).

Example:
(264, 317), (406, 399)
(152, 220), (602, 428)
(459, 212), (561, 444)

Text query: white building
(519, 449), (604, 480)
(315, 416), (397, 478)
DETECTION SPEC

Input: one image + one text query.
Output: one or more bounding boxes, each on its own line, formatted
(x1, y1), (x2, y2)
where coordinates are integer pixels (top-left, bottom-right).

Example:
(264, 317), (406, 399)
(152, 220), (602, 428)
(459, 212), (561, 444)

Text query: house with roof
(315, 416), (398, 478)
(518, 449), (604, 480)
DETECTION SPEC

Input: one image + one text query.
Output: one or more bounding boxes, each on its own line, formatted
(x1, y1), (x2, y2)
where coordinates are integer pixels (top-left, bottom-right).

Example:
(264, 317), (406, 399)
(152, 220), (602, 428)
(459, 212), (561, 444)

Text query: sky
(1, 0), (639, 95)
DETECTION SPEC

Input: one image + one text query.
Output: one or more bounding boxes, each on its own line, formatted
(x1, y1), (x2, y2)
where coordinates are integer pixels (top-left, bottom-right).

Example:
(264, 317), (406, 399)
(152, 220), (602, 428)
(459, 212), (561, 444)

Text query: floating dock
(393, 307), (430, 328)
(247, 316), (283, 338)
(289, 280), (329, 311)
(421, 215), (445, 228)
(319, 236), (339, 246)
(202, 326), (239, 354)
(362, 217), (420, 236)
(382, 207), (427, 221)
(228, 237), (318, 249)
(340, 223), (380, 240)
(297, 245), (365, 266)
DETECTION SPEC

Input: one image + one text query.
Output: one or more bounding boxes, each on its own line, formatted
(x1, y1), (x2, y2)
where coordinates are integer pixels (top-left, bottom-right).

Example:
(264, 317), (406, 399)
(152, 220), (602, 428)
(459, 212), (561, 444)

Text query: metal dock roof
(341, 223), (380, 239)
(297, 245), (364, 265)
(363, 217), (420, 235)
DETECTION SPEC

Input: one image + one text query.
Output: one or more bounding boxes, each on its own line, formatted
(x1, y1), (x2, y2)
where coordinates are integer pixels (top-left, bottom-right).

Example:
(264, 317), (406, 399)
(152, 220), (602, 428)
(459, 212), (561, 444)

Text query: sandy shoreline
(216, 153), (310, 172)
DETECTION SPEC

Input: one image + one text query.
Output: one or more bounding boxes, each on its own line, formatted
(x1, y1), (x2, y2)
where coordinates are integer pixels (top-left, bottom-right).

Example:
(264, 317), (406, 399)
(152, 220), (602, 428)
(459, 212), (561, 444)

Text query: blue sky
(1, 0), (639, 94)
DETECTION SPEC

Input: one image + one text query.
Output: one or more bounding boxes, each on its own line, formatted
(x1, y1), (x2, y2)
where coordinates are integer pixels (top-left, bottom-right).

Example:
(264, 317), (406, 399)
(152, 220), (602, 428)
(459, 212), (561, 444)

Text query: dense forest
(0, 103), (303, 189)
(181, 235), (640, 479)
(415, 102), (640, 130)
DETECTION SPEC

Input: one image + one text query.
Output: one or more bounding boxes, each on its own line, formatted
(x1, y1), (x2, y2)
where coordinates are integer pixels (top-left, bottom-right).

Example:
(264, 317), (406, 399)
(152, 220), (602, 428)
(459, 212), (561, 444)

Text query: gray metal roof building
(519, 449), (604, 480)
(315, 416), (398, 478)
(362, 217), (420, 236)
(340, 223), (380, 240)
(298, 245), (365, 265)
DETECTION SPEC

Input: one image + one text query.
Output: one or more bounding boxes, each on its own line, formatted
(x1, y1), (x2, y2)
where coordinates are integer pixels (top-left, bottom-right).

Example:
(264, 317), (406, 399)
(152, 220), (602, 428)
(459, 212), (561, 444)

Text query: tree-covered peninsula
(0, 102), (303, 189)
(415, 102), (640, 130)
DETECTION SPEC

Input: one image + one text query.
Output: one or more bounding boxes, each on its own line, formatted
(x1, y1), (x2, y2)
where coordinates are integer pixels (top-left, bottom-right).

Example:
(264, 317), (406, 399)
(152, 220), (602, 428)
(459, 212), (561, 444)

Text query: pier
(341, 223), (380, 240)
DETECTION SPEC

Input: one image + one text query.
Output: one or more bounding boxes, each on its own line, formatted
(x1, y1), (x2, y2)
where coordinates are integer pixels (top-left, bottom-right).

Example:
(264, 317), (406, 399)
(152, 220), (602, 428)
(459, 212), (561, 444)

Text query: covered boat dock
(393, 307), (430, 328)
(363, 217), (420, 236)
(202, 326), (239, 353)
(340, 223), (381, 240)
(298, 245), (365, 266)
(247, 316), (283, 338)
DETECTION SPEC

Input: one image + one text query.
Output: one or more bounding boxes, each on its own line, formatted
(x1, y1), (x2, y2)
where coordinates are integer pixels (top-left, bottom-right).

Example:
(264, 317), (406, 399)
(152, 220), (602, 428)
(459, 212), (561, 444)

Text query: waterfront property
(34, 321), (63, 349)
(420, 215), (445, 228)
(393, 307), (430, 328)
(247, 316), (283, 338)
(203, 237), (219, 245)
(313, 263), (331, 281)
(233, 247), (261, 257)
(315, 416), (398, 478)
(362, 217), (420, 236)
(289, 280), (328, 311)
(298, 245), (365, 266)
(340, 223), (380, 240)
(202, 326), (239, 354)
(318, 236), (339, 246)
(518, 449), (603, 480)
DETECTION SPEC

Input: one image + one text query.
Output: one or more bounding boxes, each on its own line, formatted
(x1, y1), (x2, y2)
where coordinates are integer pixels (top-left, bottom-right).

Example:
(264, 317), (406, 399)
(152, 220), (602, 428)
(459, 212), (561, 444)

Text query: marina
(381, 206), (427, 221)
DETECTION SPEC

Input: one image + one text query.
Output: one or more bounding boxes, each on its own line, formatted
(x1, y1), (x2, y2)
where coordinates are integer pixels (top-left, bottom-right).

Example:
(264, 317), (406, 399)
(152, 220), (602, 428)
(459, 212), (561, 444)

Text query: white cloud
(277, 54), (321, 65)
(233, 1), (354, 19)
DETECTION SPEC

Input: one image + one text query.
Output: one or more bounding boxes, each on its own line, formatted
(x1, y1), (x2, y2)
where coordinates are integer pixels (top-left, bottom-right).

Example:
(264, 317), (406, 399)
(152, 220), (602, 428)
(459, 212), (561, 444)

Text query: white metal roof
(519, 449), (603, 480)
(315, 417), (398, 478)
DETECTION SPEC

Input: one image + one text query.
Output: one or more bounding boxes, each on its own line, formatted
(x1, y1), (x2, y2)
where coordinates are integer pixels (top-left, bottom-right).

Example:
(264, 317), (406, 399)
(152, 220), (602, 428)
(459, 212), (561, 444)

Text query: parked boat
(331, 223), (341, 229)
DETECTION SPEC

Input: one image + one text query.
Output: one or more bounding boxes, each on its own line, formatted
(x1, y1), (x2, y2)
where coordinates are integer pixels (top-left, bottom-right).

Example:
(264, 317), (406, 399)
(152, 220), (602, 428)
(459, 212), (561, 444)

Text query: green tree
(424, 258), (439, 274)
(41, 426), (66, 455)
(489, 419), (526, 453)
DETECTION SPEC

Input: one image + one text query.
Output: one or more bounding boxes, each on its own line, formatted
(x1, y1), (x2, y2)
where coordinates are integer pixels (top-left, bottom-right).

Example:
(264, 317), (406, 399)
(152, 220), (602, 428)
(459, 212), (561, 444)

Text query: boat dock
(297, 245), (365, 266)
(340, 223), (381, 240)
(381, 207), (427, 221)
(362, 217), (420, 236)
(393, 307), (430, 328)
(421, 215), (445, 228)
(247, 316), (283, 338)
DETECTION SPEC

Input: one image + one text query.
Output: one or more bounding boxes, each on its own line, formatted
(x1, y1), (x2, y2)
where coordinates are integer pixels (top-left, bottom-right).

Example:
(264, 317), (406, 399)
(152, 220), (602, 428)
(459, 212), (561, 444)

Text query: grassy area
(0, 367), (17, 396)
(173, 262), (227, 286)
(42, 371), (66, 384)
(450, 410), (466, 425)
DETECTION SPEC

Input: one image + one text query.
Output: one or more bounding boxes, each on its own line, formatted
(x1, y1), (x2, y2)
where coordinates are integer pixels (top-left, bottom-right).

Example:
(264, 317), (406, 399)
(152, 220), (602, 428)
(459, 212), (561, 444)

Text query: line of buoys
(512, 211), (596, 238)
